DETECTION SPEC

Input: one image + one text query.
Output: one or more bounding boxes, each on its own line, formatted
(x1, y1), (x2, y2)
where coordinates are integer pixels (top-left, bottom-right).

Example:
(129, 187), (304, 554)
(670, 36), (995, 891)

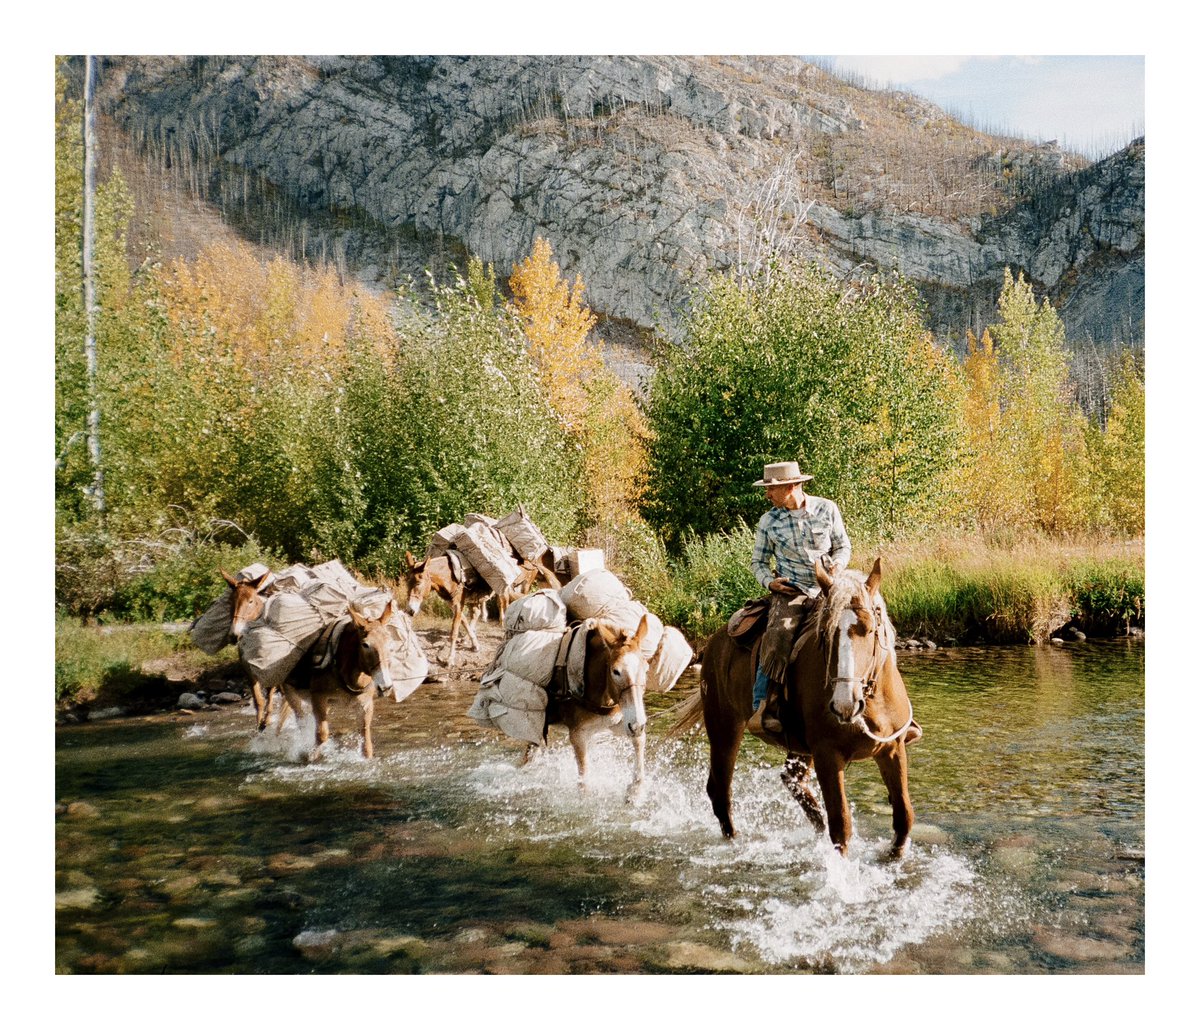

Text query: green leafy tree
(644, 263), (964, 545)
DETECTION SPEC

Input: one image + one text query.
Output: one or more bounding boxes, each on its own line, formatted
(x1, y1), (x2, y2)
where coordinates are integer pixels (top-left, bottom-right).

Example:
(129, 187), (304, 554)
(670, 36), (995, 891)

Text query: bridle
(825, 595), (913, 744)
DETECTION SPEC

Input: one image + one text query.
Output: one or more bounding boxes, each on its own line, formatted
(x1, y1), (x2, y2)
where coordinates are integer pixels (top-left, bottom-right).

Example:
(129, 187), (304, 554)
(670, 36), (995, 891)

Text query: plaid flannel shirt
(751, 494), (852, 596)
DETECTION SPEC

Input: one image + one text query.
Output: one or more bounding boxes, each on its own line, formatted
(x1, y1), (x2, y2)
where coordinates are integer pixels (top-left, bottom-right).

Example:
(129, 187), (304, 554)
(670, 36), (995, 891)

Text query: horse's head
(221, 568), (271, 639)
(595, 614), (651, 736)
(347, 600), (396, 693)
(403, 551), (429, 617)
(814, 557), (893, 724)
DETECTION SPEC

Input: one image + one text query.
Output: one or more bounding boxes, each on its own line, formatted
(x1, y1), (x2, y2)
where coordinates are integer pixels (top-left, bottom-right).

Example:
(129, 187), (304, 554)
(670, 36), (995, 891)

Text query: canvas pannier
(503, 589), (568, 634)
(648, 626), (693, 692)
(455, 522), (521, 595)
(426, 522), (467, 560)
(467, 672), (548, 744)
(494, 504), (550, 563)
(559, 569), (632, 618)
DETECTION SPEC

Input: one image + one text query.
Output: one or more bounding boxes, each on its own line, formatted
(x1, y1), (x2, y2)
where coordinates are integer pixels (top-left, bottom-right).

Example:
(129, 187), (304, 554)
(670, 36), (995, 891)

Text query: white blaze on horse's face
(830, 607), (868, 722)
(610, 650), (648, 736)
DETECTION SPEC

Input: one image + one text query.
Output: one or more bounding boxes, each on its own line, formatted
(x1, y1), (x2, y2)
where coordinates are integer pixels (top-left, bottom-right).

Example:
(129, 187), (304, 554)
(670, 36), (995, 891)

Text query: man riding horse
(747, 460), (851, 739)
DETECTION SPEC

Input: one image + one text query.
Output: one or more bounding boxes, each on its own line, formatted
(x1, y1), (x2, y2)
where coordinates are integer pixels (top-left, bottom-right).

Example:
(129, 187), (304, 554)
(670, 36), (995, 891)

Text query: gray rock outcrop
(92, 55), (1143, 346)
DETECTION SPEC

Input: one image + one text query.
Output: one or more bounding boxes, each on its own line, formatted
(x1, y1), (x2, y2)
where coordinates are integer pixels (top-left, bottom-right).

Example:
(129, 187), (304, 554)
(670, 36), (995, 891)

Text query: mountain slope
(93, 55), (1144, 345)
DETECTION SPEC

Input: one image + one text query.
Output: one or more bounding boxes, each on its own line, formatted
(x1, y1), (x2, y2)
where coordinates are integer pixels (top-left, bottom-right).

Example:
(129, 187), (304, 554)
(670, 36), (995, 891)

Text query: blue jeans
(753, 667), (771, 708)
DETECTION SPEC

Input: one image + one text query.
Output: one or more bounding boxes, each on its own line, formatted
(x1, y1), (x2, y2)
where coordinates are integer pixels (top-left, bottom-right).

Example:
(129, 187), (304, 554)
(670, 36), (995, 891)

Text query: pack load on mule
(408, 505), (568, 667)
(190, 562), (275, 654)
(194, 560), (429, 704)
(467, 565), (694, 744)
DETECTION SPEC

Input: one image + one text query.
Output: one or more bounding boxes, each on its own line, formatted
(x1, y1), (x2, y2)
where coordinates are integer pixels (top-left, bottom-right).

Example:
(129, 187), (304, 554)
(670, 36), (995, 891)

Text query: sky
(819, 55), (1144, 157)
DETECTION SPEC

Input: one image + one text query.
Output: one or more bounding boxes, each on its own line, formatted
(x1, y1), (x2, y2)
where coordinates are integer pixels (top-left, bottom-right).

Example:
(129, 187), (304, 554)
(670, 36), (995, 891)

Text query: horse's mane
(817, 568), (896, 652)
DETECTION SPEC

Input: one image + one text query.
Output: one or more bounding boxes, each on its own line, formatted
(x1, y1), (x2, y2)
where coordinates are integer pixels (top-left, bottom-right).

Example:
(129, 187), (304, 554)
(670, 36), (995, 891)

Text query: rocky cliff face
(96, 55), (1144, 346)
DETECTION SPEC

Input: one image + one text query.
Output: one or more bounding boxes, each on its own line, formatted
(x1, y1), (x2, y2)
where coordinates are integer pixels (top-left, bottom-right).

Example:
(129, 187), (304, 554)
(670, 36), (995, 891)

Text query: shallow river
(55, 633), (1143, 974)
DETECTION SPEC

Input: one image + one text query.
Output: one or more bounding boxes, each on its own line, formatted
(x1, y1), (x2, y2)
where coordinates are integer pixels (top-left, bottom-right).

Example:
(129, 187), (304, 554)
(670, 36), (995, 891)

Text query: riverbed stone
(87, 707), (128, 721)
(293, 928), (341, 960)
(663, 941), (753, 972)
(909, 822), (951, 846)
(1032, 928), (1129, 963)
(212, 692), (244, 704)
(558, 916), (675, 946)
(63, 801), (101, 820)
(177, 693), (205, 709)
(55, 887), (101, 910)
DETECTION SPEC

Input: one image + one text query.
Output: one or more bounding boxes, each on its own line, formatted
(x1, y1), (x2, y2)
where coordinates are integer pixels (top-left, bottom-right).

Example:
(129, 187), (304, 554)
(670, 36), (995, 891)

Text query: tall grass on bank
(619, 528), (1144, 645)
(55, 618), (227, 705)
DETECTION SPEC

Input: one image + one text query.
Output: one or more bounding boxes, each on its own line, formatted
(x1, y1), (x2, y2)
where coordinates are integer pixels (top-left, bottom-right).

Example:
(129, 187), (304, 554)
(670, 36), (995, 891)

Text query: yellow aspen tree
(508, 237), (647, 529)
(961, 328), (1022, 531)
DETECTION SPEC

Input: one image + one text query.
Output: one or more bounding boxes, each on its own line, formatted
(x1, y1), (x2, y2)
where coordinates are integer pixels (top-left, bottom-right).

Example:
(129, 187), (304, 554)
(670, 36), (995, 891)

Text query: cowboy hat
(753, 460), (814, 487)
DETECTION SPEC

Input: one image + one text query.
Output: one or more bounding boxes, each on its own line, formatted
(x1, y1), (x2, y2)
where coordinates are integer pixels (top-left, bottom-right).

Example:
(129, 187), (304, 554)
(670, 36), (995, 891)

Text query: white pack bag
(467, 672), (548, 744)
(503, 590), (568, 635)
(648, 626), (693, 692)
(559, 569), (632, 620)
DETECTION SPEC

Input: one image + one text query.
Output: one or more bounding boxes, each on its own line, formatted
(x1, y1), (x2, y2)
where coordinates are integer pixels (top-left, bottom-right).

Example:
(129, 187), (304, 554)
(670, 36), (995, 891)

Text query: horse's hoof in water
(889, 840), (910, 860)
(624, 781), (643, 804)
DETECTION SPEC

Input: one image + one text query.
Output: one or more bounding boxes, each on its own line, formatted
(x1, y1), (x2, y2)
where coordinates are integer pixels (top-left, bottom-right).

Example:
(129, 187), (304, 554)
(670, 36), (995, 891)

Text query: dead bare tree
(732, 150), (815, 284)
(82, 55), (105, 517)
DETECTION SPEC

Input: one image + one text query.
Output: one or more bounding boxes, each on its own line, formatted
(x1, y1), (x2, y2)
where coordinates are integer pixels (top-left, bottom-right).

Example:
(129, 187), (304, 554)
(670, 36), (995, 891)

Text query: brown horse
(403, 551), (560, 667)
(220, 568), (278, 732)
(674, 559), (917, 856)
(284, 601), (396, 759)
(530, 614), (652, 803)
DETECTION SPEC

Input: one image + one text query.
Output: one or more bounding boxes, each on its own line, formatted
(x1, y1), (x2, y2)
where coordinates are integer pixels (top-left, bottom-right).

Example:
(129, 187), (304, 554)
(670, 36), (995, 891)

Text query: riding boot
(746, 698), (783, 738)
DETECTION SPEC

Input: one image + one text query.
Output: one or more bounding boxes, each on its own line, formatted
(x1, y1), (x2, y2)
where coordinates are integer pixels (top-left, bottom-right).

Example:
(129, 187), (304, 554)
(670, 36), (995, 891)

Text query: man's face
(765, 483), (803, 509)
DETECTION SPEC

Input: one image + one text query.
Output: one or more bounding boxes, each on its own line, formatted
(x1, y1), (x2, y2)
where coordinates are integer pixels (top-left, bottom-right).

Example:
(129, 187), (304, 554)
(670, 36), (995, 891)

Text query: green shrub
(1068, 560), (1144, 633)
(55, 617), (198, 703)
(56, 519), (281, 623)
(641, 524), (761, 642)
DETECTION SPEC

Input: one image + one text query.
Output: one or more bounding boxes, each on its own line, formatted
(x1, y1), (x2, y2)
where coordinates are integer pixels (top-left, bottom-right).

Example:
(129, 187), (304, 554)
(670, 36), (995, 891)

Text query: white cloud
(831, 56), (978, 85)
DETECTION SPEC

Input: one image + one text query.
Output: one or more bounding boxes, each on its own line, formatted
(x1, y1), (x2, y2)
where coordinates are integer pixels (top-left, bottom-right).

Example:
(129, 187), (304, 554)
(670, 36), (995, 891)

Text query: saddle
(727, 595), (772, 648)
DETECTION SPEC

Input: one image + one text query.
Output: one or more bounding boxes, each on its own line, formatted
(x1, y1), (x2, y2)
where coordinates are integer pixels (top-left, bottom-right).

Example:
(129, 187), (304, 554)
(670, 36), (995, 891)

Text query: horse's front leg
(624, 728), (646, 803)
(781, 752), (825, 835)
(813, 747), (852, 854)
(873, 742), (913, 858)
(356, 691), (375, 759)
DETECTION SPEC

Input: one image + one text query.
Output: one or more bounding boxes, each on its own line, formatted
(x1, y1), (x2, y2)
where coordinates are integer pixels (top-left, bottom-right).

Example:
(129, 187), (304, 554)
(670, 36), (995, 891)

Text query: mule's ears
(866, 557), (882, 595)
(250, 572), (271, 592)
(220, 568), (238, 588)
(349, 606), (369, 630)
(380, 600), (394, 624)
(632, 613), (650, 649)
(404, 551), (417, 570)
(595, 620), (624, 650)
(814, 560), (835, 592)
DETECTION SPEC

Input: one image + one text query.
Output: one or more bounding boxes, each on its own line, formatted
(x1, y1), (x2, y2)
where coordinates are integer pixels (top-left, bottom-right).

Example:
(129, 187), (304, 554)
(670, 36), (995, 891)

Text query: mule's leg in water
(874, 742), (913, 857)
(356, 691), (375, 759)
(568, 718), (604, 791)
(310, 691), (332, 758)
(813, 748), (853, 854)
(781, 752), (825, 835)
(251, 680), (271, 732)
(277, 682), (306, 735)
(444, 603), (464, 667)
(463, 604), (482, 651)
(624, 727), (646, 804)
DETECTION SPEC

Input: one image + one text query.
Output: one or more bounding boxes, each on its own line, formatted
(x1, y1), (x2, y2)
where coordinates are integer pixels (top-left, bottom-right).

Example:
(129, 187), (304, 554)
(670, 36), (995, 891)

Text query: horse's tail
(661, 686), (705, 739)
